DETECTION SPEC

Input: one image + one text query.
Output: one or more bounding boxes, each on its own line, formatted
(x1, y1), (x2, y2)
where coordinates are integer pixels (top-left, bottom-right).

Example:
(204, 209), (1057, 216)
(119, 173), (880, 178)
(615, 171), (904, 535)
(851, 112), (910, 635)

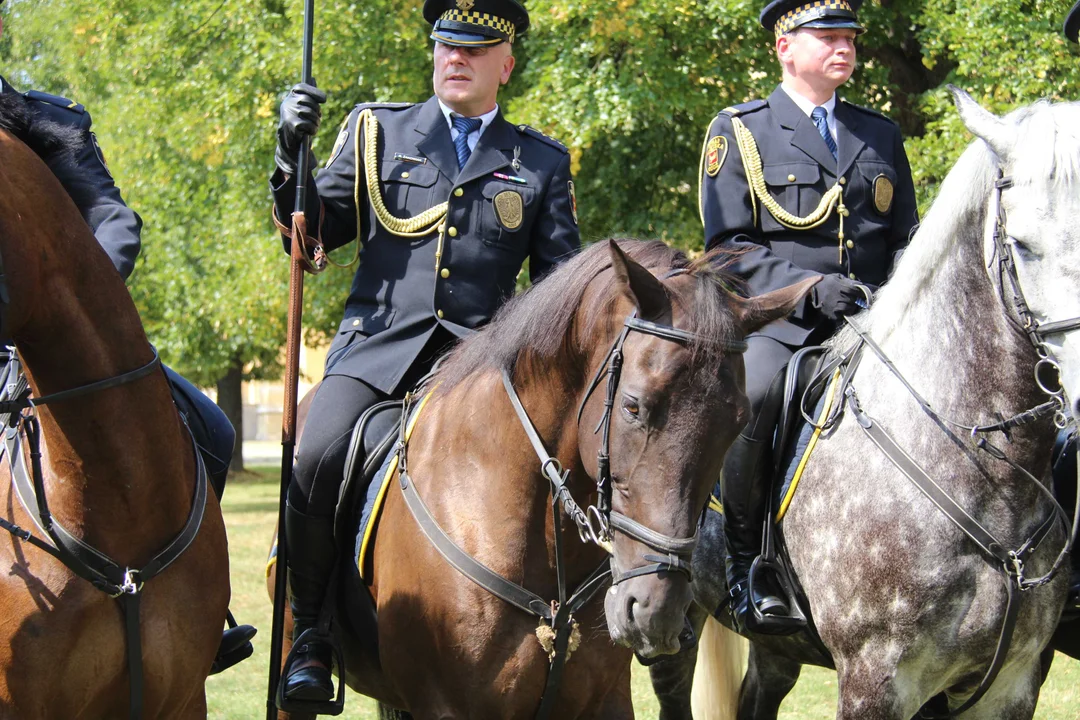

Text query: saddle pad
(355, 391), (435, 582)
(774, 368), (842, 522)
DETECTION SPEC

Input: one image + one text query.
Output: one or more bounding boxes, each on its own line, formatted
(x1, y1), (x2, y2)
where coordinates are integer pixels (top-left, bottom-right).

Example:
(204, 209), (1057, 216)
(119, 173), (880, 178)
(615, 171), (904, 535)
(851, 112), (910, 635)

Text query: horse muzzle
(603, 566), (692, 658)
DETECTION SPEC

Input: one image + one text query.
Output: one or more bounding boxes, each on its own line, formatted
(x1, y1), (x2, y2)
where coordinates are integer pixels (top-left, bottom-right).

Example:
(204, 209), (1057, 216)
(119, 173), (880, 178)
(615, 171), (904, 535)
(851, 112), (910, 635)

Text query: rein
(0, 348), (209, 720)
(796, 169), (1080, 717)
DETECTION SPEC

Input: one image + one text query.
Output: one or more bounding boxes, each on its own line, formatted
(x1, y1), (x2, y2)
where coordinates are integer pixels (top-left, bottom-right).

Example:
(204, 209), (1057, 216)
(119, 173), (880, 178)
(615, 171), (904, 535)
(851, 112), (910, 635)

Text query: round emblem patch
(705, 136), (728, 177)
(873, 174), (894, 214)
(494, 190), (524, 230)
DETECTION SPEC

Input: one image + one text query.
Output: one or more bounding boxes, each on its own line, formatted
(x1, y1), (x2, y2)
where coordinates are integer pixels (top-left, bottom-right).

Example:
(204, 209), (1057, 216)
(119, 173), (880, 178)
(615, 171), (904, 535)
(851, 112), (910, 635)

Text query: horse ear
(608, 240), (668, 320)
(733, 276), (820, 335)
(949, 84), (1014, 161)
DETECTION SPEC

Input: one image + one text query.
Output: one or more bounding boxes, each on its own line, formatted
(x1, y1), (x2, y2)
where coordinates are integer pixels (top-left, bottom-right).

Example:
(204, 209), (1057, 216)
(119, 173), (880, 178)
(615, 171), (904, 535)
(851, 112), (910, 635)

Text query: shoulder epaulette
(356, 101), (415, 113)
(840, 98), (897, 125)
(721, 99), (768, 118)
(24, 90), (85, 114)
(517, 124), (569, 153)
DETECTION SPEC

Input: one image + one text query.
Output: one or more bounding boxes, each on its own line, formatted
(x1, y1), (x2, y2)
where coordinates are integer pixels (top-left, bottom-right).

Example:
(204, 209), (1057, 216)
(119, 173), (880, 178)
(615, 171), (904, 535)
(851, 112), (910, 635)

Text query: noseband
(506, 300), (748, 586)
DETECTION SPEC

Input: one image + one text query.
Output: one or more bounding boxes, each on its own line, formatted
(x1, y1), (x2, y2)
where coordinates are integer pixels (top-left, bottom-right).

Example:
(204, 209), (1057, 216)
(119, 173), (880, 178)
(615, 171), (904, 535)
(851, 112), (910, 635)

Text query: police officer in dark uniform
(699, 0), (918, 633)
(271, 0), (579, 703)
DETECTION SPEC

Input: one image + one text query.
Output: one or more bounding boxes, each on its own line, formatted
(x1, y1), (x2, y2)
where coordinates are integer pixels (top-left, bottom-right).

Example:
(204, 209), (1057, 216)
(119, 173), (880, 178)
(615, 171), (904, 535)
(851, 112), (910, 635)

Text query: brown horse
(0, 103), (229, 716)
(269, 239), (815, 719)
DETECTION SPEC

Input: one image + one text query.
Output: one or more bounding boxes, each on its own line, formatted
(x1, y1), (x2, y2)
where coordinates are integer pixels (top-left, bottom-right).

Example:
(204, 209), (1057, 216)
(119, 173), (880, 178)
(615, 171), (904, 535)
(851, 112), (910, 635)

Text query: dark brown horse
(0, 103), (229, 716)
(270, 239), (815, 719)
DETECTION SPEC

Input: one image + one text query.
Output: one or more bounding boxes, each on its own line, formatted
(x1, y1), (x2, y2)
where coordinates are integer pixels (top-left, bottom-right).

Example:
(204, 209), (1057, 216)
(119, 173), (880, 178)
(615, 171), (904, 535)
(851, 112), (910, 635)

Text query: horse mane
(852, 98), (1080, 345)
(434, 239), (745, 394)
(0, 90), (96, 210)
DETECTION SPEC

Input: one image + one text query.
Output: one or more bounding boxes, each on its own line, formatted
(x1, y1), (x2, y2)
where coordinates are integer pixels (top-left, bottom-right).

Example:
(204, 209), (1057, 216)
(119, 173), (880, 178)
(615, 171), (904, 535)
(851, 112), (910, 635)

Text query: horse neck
(2, 166), (194, 563)
(853, 184), (1053, 510)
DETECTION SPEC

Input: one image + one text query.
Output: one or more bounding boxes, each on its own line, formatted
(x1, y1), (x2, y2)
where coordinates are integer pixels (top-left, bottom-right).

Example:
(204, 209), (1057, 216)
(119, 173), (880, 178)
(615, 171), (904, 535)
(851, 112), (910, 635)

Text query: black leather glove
(811, 273), (873, 320)
(276, 82), (327, 175)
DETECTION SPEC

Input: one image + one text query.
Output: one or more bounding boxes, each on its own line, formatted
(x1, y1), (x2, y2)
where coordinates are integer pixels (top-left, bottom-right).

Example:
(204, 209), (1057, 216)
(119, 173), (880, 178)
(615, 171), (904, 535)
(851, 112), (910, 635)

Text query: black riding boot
(721, 430), (789, 633)
(281, 502), (337, 703)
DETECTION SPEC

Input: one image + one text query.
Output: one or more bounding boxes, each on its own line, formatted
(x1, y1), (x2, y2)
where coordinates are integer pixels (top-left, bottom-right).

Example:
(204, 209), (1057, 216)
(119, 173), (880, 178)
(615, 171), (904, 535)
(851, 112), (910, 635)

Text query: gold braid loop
(356, 108), (448, 238)
(731, 116), (845, 242)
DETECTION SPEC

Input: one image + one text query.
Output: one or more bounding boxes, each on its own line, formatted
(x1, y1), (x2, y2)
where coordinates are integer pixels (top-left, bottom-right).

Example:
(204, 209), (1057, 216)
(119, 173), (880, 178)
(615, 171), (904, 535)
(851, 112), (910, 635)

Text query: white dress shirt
(438, 100), (499, 153)
(781, 83), (838, 144)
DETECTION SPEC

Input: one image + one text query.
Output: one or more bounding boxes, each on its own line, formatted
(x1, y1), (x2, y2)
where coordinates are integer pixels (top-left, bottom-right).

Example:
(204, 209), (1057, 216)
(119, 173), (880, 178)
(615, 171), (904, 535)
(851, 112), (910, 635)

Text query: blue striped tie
(451, 114), (483, 170)
(811, 106), (838, 161)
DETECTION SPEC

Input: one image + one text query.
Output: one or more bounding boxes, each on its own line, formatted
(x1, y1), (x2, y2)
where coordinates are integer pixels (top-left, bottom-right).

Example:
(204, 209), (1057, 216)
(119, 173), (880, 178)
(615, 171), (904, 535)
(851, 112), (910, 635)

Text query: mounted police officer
(271, 0), (579, 704)
(699, 0), (919, 633)
(0, 0), (253, 673)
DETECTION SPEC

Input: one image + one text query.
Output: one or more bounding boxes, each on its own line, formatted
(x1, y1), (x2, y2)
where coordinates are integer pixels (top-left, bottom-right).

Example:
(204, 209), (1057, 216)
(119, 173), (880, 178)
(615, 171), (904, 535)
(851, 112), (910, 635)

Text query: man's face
(778, 27), (857, 88)
(432, 41), (515, 117)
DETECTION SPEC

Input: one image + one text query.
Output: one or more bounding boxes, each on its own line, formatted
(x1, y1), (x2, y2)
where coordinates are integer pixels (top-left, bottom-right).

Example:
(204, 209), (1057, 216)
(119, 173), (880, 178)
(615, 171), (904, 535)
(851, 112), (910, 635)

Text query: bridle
(558, 309), (747, 584)
(800, 166), (1080, 719)
(991, 170), (1080, 428)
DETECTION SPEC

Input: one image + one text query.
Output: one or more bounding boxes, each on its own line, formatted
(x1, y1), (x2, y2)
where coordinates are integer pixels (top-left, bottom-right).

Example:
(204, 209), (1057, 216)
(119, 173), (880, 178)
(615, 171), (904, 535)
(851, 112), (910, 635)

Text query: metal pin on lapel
(512, 146), (522, 171)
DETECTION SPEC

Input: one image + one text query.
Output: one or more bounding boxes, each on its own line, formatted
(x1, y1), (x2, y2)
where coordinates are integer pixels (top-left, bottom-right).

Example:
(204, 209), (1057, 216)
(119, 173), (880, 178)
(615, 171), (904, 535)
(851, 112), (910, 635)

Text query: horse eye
(1012, 238), (1037, 257)
(622, 398), (640, 419)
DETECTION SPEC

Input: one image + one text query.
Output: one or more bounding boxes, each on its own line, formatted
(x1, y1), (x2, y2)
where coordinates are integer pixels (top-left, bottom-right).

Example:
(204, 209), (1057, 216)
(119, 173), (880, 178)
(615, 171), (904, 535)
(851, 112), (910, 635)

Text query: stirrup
(745, 556), (806, 635)
(210, 611), (257, 675)
(276, 627), (346, 716)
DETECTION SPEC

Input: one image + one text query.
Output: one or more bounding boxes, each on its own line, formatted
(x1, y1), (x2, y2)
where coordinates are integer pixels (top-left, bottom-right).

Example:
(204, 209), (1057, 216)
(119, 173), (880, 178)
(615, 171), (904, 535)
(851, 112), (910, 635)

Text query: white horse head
(953, 86), (1080, 420)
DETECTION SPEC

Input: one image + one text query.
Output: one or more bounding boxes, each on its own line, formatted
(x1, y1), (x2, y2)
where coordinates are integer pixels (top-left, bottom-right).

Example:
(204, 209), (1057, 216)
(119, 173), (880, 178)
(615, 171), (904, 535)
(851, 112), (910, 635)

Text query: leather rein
(0, 348), (209, 720)
(799, 169), (1079, 718)
(396, 294), (748, 719)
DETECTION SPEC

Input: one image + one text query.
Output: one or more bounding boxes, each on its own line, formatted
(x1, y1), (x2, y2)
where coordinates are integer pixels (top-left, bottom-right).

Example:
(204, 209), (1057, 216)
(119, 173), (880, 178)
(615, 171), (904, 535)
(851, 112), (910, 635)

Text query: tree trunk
(217, 358), (244, 473)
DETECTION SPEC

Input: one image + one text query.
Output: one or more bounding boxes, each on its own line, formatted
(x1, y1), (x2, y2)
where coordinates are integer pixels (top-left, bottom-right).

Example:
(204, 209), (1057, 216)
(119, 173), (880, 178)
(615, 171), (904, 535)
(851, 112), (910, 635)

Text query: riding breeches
(291, 375), (388, 517)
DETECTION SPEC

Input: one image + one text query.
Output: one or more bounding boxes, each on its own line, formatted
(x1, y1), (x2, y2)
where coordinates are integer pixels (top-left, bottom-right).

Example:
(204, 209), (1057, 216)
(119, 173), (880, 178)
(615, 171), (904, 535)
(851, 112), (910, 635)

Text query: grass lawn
(207, 465), (1080, 719)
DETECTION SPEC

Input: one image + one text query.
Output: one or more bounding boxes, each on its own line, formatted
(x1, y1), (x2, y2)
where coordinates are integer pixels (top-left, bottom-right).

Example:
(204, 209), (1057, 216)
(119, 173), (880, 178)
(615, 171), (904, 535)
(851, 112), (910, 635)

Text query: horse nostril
(626, 596), (637, 625)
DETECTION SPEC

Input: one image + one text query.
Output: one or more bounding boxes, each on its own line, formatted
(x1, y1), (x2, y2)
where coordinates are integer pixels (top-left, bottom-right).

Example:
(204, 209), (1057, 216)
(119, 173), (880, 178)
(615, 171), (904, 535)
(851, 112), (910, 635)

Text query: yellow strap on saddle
(730, 116), (848, 260)
(357, 389), (436, 581)
(775, 368), (842, 522)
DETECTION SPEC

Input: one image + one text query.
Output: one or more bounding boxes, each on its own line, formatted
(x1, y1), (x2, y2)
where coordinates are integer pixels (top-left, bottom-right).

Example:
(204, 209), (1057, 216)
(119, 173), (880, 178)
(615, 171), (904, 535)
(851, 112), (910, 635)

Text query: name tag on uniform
(394, 153), (428, 165)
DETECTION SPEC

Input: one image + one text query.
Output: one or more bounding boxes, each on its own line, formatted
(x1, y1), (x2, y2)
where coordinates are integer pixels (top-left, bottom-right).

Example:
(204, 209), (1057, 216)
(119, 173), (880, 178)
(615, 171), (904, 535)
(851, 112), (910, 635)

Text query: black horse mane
(0, 90), (96, 209)
(434, 239), (745, 393)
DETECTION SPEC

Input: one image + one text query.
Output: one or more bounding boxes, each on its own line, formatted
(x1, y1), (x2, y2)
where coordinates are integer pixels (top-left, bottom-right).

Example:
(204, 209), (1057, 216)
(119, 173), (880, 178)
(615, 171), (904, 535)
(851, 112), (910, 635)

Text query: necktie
(811, 106), (838, 161)
(451, 114), (483, 170)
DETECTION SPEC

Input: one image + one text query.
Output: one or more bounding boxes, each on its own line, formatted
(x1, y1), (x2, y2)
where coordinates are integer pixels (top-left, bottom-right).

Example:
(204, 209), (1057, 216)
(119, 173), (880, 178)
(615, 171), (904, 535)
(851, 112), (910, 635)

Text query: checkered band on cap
(437, 9), (516, 43)
(775, 0), (855, 36)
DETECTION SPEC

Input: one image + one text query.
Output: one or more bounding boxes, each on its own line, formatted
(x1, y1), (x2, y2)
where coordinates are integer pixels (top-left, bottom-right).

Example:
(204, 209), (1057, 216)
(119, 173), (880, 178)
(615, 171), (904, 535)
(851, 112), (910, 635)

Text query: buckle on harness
(111, 569), (143, 597)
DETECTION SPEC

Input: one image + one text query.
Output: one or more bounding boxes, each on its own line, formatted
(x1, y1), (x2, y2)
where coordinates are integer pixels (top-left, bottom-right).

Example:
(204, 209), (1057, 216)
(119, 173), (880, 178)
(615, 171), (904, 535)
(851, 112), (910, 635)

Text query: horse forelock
(433, 240), (744, 394)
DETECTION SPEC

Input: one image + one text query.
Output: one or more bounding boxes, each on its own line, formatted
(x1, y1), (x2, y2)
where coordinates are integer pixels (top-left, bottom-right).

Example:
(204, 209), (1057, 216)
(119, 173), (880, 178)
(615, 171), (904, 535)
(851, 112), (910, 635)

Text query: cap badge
(494, 190), (524, 230)
(456, 0), (474, 10)
(705, 136), (728, 177)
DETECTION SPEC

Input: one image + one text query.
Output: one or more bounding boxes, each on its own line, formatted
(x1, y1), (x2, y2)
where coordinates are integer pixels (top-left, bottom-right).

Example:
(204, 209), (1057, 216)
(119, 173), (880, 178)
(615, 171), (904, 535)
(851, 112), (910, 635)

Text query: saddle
(334, 400), (404, 543)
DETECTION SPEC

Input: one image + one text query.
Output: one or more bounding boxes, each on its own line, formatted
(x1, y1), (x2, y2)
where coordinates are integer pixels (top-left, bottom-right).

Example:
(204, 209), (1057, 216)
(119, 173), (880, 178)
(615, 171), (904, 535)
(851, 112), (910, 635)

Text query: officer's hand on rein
(812, 273), (873, 320)
(276, 82), (327, 175)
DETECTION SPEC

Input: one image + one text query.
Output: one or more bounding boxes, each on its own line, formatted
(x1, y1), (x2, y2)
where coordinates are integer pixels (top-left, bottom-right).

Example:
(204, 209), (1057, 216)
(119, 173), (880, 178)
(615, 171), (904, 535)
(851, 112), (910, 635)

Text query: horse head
(952, 86), (1080, 420)
(587, 240), (816, 657)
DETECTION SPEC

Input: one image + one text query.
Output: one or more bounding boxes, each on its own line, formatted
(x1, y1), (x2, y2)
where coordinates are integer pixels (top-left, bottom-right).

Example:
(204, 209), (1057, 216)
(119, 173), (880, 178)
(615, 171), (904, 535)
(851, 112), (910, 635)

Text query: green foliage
(2, 0), (1079, 384)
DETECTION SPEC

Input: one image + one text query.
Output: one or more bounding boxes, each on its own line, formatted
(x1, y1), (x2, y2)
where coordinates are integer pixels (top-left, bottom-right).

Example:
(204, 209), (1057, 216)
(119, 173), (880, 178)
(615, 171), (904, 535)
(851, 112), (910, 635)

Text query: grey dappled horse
(650, 88), (1080, 720)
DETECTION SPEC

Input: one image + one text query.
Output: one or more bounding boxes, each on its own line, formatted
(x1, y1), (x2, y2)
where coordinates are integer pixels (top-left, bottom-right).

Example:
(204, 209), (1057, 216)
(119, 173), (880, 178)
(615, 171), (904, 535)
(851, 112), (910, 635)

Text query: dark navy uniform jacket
(0, 77), (143, 280)
(272, 95), (580, 394)
(701, 85), (917, 345)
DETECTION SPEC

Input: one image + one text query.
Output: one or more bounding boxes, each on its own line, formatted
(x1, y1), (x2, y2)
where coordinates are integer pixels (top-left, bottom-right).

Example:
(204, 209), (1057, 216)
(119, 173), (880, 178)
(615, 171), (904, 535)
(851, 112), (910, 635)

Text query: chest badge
(873, 174), (894, 214)
(705, 136), (727, 177)
(494, 190), (524, 230)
